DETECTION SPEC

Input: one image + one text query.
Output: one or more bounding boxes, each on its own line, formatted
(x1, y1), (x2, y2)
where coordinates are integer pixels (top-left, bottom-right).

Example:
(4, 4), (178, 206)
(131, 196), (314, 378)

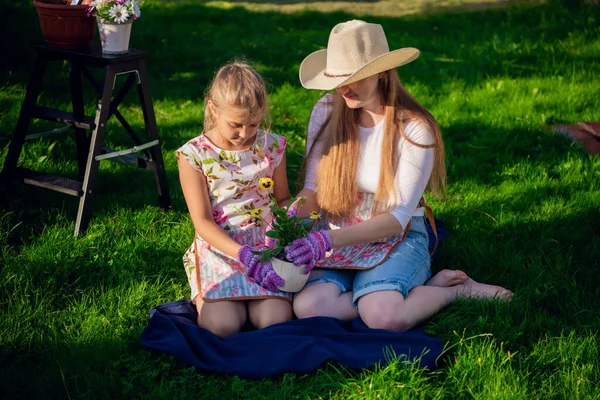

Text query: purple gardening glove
(265, 205), (298, 248)
(284, 230), (332, 274)
(237, 245), (285, 292)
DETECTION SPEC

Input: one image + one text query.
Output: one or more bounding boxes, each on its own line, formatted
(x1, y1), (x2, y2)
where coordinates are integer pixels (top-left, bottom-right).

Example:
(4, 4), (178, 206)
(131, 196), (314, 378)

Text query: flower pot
(97, 19), (132, 55)
(271, 258), (310, 293)
(33, 1), (96, 50)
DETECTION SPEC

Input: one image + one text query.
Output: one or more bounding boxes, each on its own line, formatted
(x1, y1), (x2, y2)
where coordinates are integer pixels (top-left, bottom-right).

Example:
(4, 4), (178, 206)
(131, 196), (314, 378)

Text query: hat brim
(299, 47), (420, 90)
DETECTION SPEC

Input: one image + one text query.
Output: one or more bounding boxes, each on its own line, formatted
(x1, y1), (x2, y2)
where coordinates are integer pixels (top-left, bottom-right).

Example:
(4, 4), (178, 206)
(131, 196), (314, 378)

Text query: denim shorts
(304, 216), (432, 305)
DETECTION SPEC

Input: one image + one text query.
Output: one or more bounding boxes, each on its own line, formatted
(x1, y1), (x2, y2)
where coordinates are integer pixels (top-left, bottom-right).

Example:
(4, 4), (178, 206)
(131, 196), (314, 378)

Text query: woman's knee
(293, 283), (342, 318)
(358, 292), (410, 332)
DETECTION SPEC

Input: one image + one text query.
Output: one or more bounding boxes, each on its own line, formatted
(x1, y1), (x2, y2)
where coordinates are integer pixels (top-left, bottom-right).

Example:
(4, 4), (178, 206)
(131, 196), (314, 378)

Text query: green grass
(1, 0), (600, 398)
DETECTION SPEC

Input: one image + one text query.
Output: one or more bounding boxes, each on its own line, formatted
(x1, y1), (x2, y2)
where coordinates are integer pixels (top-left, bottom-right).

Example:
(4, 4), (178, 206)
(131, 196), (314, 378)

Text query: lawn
(1, 0), (600, 398)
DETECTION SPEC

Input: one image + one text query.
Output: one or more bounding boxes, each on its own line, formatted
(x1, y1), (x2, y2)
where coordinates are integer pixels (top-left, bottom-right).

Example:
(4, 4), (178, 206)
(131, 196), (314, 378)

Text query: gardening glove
(264, 205), (299, 248)
(237, 245), (285, 292)
(284, 230), (332, 274)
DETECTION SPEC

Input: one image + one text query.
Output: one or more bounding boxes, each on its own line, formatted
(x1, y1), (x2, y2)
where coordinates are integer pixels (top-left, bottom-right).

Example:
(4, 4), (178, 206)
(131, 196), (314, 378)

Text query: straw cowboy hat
(299, 20), (420, 90)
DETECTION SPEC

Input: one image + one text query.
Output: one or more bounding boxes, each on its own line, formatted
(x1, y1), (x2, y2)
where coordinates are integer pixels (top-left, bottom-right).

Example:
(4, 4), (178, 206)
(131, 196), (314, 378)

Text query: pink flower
(257, 287), (269, 296)
(278, 138), (286, 154)
(212, 207), (228, 225)
(234, 232), (245, 242)
(199, 141), (214, 151)
(327, 253), (348, 263)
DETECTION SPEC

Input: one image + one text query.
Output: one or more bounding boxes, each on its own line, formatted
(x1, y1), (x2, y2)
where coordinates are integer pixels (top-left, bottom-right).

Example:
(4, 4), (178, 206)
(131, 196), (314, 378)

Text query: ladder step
(100, 147), (148, 168)
(32, 106), (96, 130)
(16, 167), (83, 196)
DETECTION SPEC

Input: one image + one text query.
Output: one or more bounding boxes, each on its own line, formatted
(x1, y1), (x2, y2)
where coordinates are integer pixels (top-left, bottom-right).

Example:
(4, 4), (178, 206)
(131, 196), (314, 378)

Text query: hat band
(324, 71), (352, 78)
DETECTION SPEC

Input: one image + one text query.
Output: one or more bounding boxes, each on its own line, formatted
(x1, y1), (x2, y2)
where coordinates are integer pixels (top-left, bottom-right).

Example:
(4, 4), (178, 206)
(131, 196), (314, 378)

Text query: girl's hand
(284, 230), (332, 274)
(237, 245), (285, 292)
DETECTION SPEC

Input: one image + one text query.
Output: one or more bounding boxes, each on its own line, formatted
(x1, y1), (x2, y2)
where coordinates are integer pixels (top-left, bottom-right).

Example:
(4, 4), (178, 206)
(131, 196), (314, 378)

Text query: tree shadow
(0, 0), (597, 260)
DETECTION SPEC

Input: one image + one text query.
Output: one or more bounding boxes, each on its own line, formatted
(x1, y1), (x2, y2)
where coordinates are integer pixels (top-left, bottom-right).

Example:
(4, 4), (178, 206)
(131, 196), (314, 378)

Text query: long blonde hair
(202, 61), (270, 134)
(310, 70), (446, 217)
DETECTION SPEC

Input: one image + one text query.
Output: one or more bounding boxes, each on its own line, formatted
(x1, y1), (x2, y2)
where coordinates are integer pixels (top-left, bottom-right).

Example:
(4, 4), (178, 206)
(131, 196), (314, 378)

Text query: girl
(284, 20), (512, 332)
(177, 62), (291, 338)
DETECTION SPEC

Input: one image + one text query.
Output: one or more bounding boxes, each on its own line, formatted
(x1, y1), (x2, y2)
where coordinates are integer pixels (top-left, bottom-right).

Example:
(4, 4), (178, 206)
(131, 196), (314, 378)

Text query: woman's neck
(358, 101), (385, 128)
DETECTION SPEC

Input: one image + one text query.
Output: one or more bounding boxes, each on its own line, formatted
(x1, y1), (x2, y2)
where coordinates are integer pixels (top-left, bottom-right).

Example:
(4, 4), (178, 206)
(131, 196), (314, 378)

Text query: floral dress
(177, 130), (292, 303)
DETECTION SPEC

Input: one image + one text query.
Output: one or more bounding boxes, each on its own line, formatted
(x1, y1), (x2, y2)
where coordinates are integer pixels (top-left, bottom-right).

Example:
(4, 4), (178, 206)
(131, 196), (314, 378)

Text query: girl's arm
(178, 156), (242, 258)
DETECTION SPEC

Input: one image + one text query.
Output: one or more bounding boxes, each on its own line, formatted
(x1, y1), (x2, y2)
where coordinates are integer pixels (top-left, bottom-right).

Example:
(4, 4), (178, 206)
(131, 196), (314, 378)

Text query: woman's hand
(237, 245), (285, 292)
(284, 230), (332, 274)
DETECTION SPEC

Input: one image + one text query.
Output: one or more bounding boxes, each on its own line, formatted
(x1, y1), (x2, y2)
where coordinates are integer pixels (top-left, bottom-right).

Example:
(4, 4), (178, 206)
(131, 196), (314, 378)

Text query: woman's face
(335, 74), (381, 111)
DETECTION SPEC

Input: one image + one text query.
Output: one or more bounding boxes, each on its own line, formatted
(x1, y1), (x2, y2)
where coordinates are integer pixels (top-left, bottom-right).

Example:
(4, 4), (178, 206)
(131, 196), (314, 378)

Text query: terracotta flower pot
(33, 1), (96, 50)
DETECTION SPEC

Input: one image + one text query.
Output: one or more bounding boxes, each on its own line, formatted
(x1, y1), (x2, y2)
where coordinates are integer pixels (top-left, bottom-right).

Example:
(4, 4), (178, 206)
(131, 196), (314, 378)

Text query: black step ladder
(0, 44), (171, 236)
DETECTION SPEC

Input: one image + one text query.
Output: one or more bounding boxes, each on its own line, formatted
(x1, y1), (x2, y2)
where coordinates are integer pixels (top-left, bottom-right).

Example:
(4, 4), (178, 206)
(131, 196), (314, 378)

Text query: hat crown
(326, 20), (390, 75)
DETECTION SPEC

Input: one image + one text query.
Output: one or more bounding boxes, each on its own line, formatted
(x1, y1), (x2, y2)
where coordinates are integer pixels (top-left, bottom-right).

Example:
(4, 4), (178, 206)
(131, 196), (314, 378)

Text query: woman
(283, 20), (512, 332)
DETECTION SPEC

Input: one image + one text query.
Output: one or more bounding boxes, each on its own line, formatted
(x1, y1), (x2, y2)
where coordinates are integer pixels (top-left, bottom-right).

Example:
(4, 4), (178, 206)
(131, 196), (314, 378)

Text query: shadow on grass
(0, 0), (597, 295)
(2, 1), (599, 88)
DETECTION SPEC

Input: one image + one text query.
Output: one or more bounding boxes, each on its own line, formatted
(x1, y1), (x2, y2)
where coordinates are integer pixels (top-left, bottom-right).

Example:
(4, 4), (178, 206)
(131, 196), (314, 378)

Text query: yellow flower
(309, 211), (321, 220)
(251, 208), (264, 218)
(259, 178), (274, 190)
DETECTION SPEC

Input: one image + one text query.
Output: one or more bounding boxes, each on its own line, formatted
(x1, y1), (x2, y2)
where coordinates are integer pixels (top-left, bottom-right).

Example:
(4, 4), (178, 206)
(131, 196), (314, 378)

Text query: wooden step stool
(0, 44), (171, 236)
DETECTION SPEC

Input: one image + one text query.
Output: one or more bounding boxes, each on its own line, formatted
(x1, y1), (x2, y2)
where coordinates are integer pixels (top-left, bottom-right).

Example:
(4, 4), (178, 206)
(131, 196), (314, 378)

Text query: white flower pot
(97, 19), (132, 55)
(271, 257), (310, 293)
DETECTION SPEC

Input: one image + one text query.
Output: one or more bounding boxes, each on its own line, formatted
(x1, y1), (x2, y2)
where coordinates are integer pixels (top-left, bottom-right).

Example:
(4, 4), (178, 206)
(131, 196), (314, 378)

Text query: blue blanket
(140, 300), (443, 378)
(140, 218), (446, 378)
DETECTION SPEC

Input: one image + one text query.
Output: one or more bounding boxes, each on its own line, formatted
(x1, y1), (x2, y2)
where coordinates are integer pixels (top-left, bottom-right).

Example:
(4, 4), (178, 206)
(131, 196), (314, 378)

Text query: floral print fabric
(177, 130), (292, 302)
(312, 192), (408, 270)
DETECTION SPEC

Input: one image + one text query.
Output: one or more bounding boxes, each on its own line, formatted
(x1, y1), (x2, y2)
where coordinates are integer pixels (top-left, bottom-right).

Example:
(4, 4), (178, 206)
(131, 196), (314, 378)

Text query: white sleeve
(389, 121), (435, 230)
(304, 95), (333, 191)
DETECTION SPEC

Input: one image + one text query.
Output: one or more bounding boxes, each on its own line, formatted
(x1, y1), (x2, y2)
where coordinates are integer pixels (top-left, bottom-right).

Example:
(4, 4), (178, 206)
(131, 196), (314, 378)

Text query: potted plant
(87, 0), (141, 55)
(253, 182), (321, 292)
(34, 0), (96, 50)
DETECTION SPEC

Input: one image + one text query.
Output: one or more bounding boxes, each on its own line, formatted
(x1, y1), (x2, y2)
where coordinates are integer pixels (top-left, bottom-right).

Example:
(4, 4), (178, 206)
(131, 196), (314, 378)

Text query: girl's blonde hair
(202, 61), (269, 134)
(309, 69), (446, 217)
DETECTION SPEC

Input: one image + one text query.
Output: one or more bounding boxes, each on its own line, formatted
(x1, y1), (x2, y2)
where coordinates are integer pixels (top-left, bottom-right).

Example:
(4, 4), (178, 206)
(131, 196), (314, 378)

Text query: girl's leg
(357, 280), (513, 332)
(195, 296), (247, 338)
(293, 282), (358, 320)
(247, 298), (293, 329)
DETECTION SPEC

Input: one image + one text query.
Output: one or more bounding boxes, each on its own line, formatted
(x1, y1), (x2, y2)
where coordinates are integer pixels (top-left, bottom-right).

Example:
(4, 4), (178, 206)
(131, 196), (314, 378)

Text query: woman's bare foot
(456, 278), (513, 301)
(426, 269), (469, 287)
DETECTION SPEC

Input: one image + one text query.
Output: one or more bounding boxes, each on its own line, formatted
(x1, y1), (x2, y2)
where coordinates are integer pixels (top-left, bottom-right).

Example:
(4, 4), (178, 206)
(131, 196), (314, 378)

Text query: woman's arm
(327, 213), (403, 248)
(295, 188), (320, 218)
(178, 156), (242, 258)
(326, 121), (435, 247)
(272, 152), (291, 207)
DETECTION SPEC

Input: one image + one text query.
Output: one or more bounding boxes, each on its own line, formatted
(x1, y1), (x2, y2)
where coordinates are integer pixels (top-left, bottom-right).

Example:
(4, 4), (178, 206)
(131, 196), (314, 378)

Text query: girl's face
(335, 74), (381, 112)
(210, 102), (262, 150)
